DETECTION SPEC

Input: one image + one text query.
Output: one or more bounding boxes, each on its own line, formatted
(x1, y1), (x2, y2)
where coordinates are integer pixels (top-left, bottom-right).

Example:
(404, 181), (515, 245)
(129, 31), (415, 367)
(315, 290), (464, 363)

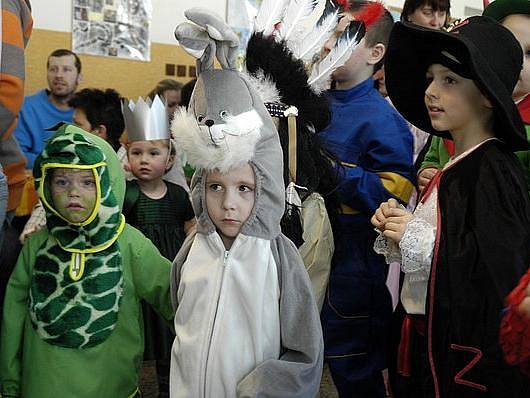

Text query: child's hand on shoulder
(417, 167), (438, 193)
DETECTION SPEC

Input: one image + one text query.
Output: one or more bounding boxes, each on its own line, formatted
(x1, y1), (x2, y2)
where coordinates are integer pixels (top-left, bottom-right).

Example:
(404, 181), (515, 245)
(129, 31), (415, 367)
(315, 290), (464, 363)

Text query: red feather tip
(335, 0), (351, 11)
(354, 2), (385, 29)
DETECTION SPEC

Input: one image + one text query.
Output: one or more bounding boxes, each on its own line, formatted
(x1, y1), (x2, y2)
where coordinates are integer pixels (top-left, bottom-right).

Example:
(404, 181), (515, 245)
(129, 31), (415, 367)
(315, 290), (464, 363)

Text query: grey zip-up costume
(169, 8), (323, 398)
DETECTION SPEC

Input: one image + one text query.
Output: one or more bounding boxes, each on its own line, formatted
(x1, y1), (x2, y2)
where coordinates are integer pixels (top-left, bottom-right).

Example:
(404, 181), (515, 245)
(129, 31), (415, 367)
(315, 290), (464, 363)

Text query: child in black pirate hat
(372, 16), (530, 397)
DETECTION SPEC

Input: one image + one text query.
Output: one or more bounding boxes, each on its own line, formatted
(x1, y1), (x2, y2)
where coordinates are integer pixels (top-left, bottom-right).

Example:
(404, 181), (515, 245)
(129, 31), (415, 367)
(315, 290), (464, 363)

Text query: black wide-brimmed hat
(385, 16), (528, 151)
(483, 0), (530, 22)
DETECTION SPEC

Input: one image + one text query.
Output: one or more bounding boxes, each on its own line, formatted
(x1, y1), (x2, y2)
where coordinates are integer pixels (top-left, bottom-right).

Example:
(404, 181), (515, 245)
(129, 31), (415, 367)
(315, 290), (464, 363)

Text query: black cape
(427, 140), (530, 397)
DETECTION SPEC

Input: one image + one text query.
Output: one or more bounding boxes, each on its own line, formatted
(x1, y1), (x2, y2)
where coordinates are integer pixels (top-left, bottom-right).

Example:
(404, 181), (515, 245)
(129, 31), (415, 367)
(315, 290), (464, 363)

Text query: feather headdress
(250, 0), (385, 93)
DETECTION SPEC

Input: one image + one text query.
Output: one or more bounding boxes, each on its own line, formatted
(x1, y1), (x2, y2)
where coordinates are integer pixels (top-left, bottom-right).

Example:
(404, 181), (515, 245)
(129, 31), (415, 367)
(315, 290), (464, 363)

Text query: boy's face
(50, 168), (97, 223)
(323, 13), (375, 89)
(424, 64), (492, 134)
(502, 14), (530, 101)
(73, 108), (93, 133)
(127, 140), (173, 181)
(205, 163), (256, 250)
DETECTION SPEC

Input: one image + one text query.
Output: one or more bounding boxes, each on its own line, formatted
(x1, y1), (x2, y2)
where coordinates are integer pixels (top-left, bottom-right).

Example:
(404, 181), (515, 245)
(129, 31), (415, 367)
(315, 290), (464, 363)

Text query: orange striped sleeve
(0, 73), (24, 114)
(3, 10), (25, 49)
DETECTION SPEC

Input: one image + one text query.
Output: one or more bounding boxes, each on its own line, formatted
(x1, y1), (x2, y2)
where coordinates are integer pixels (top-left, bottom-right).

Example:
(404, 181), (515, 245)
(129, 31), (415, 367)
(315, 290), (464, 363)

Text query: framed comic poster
(72, 0), (152, 61)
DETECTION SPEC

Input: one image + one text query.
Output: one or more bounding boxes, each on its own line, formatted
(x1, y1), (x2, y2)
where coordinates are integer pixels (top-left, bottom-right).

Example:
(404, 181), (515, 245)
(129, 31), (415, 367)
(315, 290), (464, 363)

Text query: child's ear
(165, 154), (176, 172)
(367, 43), (386, 66)
(482, 95), (493, 109)
(93, 125), (108, 141)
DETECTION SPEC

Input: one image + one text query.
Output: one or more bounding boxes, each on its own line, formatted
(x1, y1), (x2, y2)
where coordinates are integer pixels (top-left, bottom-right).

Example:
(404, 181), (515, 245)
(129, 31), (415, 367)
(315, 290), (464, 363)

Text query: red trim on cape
(517, 94), (530, 125)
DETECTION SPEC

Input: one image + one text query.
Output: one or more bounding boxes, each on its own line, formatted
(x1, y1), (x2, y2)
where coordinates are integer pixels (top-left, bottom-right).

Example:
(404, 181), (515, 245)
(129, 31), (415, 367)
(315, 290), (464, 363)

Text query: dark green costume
(124, 179), (194, 361)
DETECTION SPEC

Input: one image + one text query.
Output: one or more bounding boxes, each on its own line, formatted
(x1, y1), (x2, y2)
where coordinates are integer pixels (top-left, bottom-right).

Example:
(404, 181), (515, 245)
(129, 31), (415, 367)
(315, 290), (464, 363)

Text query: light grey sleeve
(169, 231), (196, 312)
(236, 234), (324, 398)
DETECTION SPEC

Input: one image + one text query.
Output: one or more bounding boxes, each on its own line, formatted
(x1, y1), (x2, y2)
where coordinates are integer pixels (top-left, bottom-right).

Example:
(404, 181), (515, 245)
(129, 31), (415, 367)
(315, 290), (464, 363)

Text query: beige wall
(25, 29), (197, 99)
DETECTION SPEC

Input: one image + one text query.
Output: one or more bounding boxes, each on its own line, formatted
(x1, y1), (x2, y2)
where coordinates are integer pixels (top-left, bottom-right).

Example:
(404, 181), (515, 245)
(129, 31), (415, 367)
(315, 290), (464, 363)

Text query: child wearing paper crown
(122, 95), (195, 397)
(372, 16), (530, 396)
(0, 123), (174, 398)
(169, 8), (323, 397)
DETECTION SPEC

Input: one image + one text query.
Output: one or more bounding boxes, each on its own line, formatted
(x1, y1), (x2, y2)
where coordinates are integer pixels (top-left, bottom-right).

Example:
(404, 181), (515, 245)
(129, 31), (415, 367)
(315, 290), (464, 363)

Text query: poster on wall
(72, 0), (152, 61)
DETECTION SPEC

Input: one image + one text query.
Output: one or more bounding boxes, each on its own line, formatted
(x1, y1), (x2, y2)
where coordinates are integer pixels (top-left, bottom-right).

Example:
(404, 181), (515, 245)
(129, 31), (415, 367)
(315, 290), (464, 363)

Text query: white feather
(254, 0), (290, 36)
(291, 9), (338, 61)
(171, 107), (262, 173)
(308, 26), (363, 93)
(241, 70), (281, 104)
(278, 0), (320, 42)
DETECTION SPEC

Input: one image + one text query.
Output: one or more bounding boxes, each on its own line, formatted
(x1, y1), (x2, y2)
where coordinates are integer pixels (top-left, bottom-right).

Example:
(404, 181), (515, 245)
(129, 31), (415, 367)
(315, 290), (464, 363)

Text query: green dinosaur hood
(34, 123), (125, 214)
(29, 123), (126, 349)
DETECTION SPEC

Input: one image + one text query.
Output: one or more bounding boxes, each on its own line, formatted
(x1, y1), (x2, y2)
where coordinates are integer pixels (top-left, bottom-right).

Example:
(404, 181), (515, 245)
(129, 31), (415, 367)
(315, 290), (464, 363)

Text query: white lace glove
(399, 216), (435, 274)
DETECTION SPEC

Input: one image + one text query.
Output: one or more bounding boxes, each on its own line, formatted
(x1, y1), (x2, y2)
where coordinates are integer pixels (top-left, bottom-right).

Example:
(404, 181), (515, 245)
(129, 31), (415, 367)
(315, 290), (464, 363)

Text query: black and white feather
(308, 20), (365, 93)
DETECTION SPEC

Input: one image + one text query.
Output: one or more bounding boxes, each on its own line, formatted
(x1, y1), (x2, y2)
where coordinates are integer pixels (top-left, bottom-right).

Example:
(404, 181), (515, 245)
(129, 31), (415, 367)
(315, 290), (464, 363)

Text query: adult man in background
(14, 48), (82, 168)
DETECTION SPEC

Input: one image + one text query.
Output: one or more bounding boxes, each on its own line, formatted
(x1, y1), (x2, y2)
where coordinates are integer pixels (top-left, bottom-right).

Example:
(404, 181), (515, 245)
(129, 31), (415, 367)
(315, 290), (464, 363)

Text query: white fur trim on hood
(171, 106), (263, 173)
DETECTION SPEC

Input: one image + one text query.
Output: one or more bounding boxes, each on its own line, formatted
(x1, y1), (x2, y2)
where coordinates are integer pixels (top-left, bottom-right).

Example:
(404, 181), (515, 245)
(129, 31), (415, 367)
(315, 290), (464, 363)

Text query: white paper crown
(122, 95), (170, 142)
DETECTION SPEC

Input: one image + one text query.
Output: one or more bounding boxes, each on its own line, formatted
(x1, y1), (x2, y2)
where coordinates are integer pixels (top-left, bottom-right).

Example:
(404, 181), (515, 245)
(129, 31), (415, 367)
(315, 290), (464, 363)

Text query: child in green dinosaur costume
(0, 123), (174, 398)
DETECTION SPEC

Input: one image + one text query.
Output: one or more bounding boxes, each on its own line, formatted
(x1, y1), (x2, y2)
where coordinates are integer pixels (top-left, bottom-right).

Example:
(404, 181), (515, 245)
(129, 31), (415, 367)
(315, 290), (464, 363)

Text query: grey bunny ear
(174, 22), (215, 74)
(184, 8), (240, 70)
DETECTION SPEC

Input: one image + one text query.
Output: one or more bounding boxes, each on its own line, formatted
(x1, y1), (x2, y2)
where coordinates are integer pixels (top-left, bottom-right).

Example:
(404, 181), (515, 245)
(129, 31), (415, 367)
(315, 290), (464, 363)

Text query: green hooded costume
(0, 124), (173, 398)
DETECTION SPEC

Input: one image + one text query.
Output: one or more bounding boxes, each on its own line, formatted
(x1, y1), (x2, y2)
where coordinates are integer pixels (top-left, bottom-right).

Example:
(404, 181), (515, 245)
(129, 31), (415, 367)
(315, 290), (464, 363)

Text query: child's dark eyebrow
(237, 180), (255, 187)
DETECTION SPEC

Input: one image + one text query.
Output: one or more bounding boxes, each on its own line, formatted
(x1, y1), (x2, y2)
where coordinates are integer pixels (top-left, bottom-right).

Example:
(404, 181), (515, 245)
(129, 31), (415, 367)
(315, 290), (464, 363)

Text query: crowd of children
(1, 0), (530, 397)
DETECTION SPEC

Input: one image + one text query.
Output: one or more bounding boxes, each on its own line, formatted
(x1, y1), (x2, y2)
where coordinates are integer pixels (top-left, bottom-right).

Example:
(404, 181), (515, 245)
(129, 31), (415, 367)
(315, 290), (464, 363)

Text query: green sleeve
(0, 232), (44, 397)
(420, 136), (444, 170)
(128, 228), (174, 322)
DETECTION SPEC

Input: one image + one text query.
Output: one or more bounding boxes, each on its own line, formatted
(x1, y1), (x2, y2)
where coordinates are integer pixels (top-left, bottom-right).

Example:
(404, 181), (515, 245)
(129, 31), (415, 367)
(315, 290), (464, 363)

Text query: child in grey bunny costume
(169, 8), (324, 398)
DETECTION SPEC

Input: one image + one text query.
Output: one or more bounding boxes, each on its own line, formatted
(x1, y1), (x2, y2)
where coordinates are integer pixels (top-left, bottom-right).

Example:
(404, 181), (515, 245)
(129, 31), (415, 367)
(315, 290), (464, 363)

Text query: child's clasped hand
(371, 198), (413, 243)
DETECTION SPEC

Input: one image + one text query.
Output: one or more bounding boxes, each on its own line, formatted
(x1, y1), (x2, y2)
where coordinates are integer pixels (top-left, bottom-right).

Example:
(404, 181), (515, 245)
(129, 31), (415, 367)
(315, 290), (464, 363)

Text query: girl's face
(424, 63), (492, 135)
(408, 3), (447, 29)
(502, 14), (530, 101)
(50, 168), (97, 223)
(127, 139), (174, 182)
(163, 89), (181, 122)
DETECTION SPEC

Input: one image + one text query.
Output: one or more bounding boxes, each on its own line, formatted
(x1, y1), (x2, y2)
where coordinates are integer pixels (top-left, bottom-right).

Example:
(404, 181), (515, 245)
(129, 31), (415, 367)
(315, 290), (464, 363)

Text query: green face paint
(50, 168), (97, 223)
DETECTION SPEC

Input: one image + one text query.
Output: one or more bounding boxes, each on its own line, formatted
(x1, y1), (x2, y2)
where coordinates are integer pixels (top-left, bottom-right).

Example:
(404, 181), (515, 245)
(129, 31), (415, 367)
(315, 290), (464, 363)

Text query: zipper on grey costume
(202, 243), (231, 397)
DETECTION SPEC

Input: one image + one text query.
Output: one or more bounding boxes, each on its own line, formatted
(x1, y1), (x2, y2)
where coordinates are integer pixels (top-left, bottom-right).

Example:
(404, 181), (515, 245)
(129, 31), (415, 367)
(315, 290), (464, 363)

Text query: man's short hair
(47, 49), (82, 74)
(400, 0), (450, 23)
(68, 88), (124, 151)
